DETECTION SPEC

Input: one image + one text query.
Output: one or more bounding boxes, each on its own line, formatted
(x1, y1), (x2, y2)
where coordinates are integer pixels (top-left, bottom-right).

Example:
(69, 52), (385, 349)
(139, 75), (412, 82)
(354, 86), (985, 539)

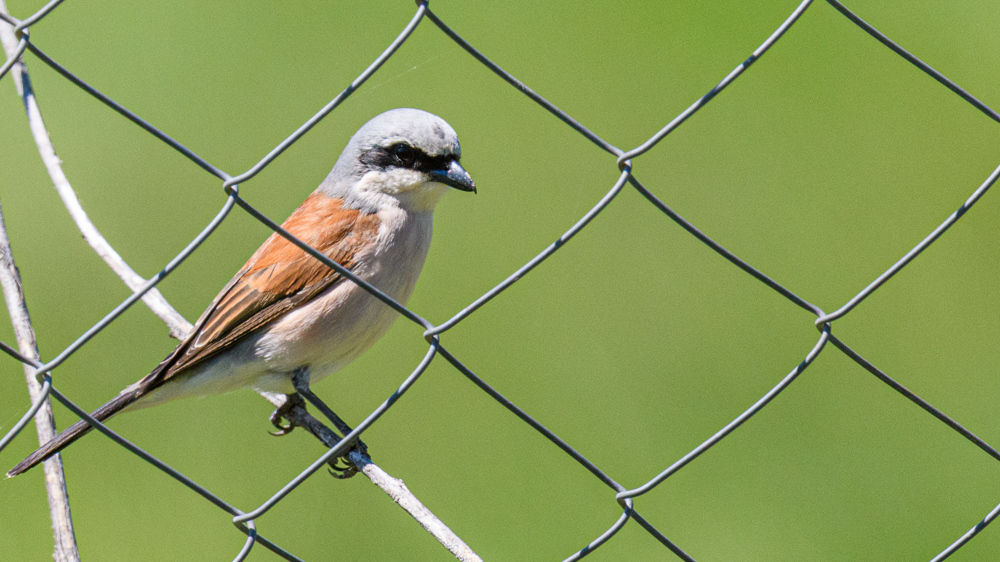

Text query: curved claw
(269, 408), (296, 436)
(327, 458), (359, 479)
(326, 441), (368, 479)
(269, 425), (294, 437)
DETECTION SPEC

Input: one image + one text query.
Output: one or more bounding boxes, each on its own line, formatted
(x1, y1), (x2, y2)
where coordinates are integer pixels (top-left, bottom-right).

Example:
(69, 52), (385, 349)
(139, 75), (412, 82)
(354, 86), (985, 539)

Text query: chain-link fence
(2, 1), (999, 560)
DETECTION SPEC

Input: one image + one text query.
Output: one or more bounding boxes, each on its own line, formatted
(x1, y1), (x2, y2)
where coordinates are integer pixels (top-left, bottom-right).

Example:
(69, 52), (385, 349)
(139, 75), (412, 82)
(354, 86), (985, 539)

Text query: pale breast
(252, 205), (435, 386)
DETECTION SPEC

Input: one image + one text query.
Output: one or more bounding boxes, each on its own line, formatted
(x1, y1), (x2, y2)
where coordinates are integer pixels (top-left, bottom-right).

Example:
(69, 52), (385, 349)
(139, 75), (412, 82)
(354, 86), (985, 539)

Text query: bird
(8, 108), (475, 477)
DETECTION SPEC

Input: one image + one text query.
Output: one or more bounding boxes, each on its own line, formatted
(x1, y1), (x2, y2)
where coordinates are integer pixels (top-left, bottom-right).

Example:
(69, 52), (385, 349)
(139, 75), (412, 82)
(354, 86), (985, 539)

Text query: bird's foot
(327, 440), (368, 479)
(268, 394), (305, 436)
(327, 456), (358, 479)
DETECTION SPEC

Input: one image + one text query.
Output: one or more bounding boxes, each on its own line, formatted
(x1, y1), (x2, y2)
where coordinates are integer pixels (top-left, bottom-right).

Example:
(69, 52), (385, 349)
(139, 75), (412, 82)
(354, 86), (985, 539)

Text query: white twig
(0, 210), (81, 562)
(260, 393), (484, 562)
(0, 14), (191, 340)
(0, 201), (80, 561)
(353, 457), (484, 562)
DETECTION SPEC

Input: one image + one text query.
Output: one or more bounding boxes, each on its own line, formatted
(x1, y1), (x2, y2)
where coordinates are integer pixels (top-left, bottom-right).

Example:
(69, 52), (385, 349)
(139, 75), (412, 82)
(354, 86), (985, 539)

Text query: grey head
(319, 108), (475, 213)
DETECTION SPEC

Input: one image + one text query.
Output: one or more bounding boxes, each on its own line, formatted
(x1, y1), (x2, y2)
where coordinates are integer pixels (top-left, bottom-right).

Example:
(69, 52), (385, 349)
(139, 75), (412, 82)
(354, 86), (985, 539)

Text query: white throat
(348, 169), (450, 214)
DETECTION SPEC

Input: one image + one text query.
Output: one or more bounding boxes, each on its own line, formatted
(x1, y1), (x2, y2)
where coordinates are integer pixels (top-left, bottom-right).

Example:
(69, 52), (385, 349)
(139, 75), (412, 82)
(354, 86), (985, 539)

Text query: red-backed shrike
(9, 108), (475, 477)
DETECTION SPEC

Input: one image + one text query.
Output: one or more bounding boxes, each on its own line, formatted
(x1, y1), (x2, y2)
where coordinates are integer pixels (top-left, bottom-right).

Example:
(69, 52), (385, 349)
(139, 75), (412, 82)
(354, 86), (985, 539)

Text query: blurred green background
(2, 0), (1000, 560)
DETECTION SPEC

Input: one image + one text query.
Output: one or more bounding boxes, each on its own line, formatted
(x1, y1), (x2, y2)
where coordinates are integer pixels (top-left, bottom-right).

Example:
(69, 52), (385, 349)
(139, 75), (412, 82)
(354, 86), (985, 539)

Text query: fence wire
(1, 1), (998, 560)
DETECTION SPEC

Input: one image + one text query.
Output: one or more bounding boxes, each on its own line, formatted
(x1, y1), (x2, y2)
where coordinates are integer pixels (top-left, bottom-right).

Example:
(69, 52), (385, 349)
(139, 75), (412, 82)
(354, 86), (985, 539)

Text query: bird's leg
(269, 393), (306, 436)
(290, 368), (369, 478)
(290, 368), (358, 439)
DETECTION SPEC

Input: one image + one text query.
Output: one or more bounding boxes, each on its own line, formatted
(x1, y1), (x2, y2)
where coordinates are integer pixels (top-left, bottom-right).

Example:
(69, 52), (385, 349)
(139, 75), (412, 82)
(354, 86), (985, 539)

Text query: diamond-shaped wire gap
(426, 174), (824, 552)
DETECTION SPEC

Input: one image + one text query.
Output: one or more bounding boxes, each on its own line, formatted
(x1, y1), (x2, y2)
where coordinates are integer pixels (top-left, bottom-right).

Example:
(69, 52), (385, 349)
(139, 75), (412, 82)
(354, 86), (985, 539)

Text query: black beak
(429, 159), (476, 194)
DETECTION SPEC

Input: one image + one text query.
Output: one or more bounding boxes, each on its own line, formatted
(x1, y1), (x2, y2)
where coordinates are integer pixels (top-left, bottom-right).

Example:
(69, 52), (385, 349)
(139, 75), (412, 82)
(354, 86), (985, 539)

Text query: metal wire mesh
(2, 1), (998, 560)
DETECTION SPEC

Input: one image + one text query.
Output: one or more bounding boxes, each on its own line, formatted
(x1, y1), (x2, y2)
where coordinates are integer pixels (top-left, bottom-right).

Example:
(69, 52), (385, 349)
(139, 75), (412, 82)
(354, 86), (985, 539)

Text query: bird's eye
(392, 143), (416, 166)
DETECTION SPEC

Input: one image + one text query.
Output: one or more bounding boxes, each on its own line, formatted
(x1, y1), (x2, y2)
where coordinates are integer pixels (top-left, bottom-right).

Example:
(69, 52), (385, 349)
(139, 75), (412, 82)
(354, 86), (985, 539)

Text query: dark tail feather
(7, 389), (142, 477)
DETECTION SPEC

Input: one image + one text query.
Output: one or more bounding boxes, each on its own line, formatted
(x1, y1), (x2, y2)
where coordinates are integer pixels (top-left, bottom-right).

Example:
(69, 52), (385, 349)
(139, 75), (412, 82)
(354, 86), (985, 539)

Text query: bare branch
(259, 392), (484, 562)
(0, 208), (81, 562)
(0, 206), (81, 562)
(0, 11), (191, 340)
